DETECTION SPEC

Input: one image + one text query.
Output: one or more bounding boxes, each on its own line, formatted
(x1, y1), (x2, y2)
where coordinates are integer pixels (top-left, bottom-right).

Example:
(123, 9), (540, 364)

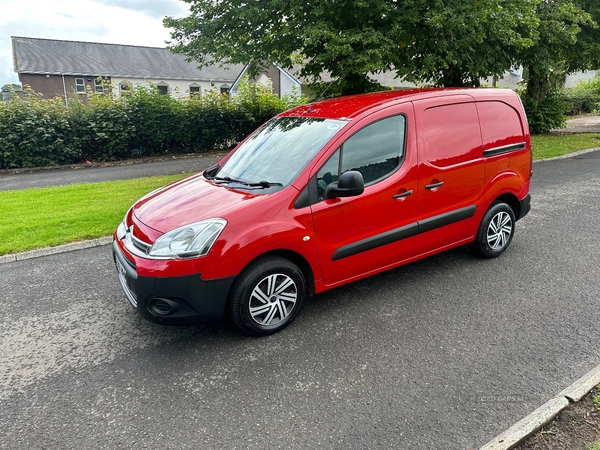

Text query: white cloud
(0, 0), (188, 85)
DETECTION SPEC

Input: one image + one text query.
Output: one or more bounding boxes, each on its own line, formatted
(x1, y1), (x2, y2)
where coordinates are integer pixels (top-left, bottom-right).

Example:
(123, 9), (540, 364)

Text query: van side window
(422, 102), (482, 167)
(316, 115), (405, 200)
(341, 115), (405, 184)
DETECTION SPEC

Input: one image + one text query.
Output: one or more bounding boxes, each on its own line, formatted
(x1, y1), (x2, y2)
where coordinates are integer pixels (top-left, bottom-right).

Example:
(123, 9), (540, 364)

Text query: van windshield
(214, 117), (347, 189)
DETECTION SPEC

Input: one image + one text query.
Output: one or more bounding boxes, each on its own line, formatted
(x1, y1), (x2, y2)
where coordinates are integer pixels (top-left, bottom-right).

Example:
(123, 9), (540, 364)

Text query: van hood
(133, 174), (267, 233)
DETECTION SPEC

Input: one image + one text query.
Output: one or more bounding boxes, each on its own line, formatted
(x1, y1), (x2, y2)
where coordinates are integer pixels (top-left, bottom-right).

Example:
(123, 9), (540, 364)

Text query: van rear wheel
(228, 256), (306, 336)
(470, 202), (515, 258)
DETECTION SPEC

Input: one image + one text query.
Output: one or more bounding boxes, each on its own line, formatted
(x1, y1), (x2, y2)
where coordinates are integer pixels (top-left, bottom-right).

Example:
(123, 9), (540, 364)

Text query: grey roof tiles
(12, 36), (245, 82)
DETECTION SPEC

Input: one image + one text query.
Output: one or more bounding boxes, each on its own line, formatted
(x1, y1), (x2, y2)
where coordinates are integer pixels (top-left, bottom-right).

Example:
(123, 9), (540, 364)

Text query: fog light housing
(148, 298), (180, 316)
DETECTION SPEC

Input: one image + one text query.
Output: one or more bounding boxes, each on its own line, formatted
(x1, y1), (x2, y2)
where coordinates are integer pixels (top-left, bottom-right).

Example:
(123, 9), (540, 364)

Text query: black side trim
(418, 205), (476, 234)
(483, 142), (526, 157)
(331, 205), (477, 261)
(332, 223), (419, 261)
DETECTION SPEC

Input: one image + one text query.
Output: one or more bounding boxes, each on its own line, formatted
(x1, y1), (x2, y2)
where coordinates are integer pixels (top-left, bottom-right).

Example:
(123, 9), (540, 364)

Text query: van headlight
(148, 219), (227, 258)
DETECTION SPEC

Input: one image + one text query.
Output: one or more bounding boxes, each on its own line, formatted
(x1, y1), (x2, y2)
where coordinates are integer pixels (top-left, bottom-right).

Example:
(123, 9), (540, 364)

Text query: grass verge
(0, 173), (190, 256)
(531, 133), (600, 159)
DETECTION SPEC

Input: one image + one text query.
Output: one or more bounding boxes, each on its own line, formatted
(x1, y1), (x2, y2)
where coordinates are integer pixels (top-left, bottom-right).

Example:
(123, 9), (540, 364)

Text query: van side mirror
(324, 170), (364, 199)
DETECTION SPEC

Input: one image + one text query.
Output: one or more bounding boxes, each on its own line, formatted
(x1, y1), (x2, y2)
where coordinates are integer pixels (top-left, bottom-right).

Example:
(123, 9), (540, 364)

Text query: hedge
(0, 78), (307, 169)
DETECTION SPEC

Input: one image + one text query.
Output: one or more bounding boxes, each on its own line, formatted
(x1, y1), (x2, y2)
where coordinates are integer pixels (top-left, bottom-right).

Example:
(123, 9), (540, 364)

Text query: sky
(0, 0), (189, 86)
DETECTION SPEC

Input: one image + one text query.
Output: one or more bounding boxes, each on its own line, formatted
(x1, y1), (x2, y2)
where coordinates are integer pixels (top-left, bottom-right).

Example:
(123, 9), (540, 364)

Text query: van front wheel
(470, 202), (515, 258)
(228, 256), (306, 336)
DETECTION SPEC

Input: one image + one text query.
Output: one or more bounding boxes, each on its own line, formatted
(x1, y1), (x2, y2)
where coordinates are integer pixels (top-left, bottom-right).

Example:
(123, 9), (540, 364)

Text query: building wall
(18, 73), (232, 100)
(279, 71), (300, 97)
(110, 77), (229, 98)
(18, 73), (109, 99)
(565, 71), (598, 88)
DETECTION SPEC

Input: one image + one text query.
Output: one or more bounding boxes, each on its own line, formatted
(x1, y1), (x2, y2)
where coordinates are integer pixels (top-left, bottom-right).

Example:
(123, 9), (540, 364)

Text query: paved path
(553, 114), (600, 133)
(0, 153), (226, 191)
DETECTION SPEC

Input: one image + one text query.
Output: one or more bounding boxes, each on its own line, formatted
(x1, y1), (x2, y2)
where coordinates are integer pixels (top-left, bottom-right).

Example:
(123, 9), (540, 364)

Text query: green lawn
(2, 133), (600, 256)
(0, 173), (190, 256)
(531, 133), (600, 159)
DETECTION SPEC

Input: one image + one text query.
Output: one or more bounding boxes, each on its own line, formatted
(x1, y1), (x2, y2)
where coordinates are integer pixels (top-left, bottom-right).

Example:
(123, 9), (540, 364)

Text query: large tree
(165, 0), (406, 96)
(164, 0), (538, 95)
(397, 0), (539, 87)
(515, 0), (597, 102)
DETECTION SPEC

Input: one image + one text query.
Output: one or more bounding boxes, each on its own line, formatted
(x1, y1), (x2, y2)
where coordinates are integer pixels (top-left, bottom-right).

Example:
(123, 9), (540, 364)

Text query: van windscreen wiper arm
(210, 176), (282, 188)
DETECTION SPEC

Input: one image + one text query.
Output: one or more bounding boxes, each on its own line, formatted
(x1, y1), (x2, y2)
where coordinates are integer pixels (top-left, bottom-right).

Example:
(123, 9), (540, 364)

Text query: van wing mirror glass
(324, 170), (364, 199)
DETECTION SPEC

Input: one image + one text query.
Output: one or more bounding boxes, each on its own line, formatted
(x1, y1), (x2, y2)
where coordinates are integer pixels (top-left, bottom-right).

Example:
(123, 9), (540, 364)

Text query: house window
(94, 79), (103, 93)
(189, 85), (200, 97)
(157, 83), (169, 95)
(119, 80), (132, 94)
(220, 84), (230, 95)
(75, 78), (85, 93)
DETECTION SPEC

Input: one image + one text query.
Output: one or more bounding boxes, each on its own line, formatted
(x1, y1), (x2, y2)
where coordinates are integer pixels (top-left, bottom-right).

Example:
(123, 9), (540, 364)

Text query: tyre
(228, 256), (306, 336)
(470, 201), (516, 258)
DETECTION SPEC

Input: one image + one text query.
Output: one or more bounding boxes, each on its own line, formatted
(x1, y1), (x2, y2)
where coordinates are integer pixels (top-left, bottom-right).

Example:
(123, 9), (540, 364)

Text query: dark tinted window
(316, 115), (405, 199)
(341, 115), (405, 184)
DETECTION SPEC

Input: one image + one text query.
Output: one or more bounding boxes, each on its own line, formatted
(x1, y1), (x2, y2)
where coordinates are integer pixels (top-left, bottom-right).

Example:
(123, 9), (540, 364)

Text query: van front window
(213, 117), (347, 189)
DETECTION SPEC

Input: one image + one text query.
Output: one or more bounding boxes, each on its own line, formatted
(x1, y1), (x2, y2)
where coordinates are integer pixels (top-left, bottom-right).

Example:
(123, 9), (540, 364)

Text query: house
(11, 36), (245, 100)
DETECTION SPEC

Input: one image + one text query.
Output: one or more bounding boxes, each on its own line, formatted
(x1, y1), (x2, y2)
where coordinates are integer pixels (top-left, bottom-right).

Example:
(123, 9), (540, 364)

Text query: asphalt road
(1, 151), (600, 449)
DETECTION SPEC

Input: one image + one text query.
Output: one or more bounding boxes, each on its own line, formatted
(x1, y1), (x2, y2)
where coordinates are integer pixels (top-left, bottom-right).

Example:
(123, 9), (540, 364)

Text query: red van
(113, 88), (531, 336)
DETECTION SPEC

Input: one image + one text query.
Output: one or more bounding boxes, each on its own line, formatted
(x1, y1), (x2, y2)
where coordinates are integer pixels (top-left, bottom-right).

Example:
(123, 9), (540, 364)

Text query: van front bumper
(112, 240), (235, 325)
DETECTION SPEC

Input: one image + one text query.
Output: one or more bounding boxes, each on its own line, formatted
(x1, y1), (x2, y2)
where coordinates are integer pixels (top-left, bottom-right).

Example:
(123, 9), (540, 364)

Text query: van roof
(281, 88), (519, 120)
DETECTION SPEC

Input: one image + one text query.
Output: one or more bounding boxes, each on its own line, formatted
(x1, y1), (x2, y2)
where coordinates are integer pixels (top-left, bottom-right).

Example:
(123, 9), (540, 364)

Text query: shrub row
(0, 78), (307, 169)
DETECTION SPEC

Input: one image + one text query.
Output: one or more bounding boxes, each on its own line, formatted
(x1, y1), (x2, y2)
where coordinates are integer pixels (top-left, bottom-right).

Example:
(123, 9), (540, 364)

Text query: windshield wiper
(209, 176), (282, 189)
(210, 176), (248, 185)
(247, 180), (284, 188)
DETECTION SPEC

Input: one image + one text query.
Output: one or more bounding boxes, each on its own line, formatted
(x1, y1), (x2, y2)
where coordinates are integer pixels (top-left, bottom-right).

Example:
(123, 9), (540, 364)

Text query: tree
(397, 0), (539, 87)
(164, 0), (538, 95)
(165, 0), (408, 96)
(516, 0), (596, 102)
(569, 0), (600, 77)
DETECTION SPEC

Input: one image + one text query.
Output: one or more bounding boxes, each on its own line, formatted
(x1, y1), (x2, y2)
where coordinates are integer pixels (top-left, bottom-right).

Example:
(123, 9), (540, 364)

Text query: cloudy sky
(0, 0), (189, 85)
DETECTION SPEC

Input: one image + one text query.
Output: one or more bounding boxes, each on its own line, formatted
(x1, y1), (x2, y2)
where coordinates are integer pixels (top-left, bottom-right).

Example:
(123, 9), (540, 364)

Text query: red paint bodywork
(114, 88), (531, 299)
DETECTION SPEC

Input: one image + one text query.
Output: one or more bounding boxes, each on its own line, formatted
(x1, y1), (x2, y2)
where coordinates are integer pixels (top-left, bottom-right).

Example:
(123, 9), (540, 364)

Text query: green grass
(531, 133), (600, 160)
(0, 173), (190, 256)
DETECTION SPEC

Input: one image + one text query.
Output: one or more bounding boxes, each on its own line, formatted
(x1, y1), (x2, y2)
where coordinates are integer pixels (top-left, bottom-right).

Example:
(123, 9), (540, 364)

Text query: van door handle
(392, 190), (413, 199)
(425, 181), (444, 190)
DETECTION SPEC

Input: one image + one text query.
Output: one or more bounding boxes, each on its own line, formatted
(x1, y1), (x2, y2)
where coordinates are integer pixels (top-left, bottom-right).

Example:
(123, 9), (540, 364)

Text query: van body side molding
(417, 205), (477, 234)
(331, 205), (477, 261)
(483, 142), (526, 157)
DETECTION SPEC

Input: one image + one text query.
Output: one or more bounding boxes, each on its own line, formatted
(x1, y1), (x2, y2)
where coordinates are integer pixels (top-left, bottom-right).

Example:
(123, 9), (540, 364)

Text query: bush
(0, 88), (80, 169)
(519, 89), (571, 134)
(0, 79), (307, 169)
(563, 75), (600, 115)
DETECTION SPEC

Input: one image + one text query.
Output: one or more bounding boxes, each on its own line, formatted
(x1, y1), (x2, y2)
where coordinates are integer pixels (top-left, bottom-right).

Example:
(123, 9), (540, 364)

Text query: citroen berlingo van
(113, 88), (531, 336)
